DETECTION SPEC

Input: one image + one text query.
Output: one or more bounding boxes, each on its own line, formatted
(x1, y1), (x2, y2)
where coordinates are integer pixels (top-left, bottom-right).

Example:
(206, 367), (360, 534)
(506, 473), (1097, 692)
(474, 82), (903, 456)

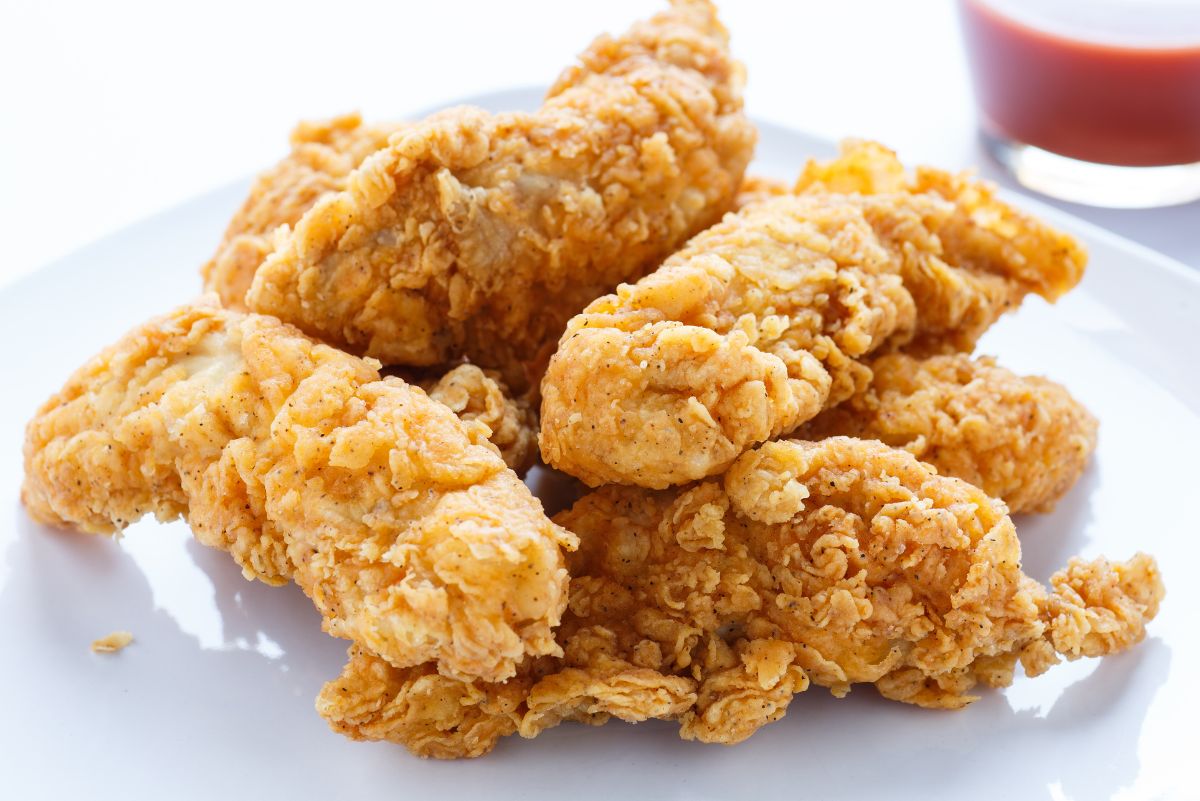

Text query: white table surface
(1, 0), (1196, 289)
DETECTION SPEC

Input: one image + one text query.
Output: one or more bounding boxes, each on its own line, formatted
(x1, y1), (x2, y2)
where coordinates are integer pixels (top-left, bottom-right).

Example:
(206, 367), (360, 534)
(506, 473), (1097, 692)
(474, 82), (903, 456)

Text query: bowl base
(983, 131), (1200, 209)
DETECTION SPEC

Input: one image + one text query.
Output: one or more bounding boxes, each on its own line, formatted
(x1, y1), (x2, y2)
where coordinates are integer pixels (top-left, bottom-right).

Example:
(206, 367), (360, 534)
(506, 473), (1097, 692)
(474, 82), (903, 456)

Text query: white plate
(3, 88), (1197, 801)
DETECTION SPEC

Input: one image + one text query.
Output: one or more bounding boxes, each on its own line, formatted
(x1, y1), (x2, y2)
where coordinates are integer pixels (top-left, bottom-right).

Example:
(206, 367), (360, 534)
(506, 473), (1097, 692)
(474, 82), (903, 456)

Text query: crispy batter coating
(91, 631), (134, 654)
(202, 114), (401, 308)
(245, 0), (755, 388)
(419, 364), (538, 475)
(320, 648), (536, 759)
(317, 638), (696, 759)
(734, 174), (790, 210)
(796, 140), (1085, 351)
(540, 142), (1087, 488)
(21, 300), (575, 682)
(798, 353), (1098, 513)
(315, 438), (1161, 757)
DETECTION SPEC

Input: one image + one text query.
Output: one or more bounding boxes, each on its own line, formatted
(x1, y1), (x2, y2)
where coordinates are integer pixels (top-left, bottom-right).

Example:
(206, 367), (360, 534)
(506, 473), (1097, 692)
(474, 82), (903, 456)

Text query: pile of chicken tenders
(22, 0), (1163, 759)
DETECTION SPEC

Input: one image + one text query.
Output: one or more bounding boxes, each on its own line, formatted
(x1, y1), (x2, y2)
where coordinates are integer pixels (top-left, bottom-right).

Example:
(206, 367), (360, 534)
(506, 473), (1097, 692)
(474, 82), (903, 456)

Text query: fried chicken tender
(541, 142), (1087, 488)
(419, 364), (538, 475)
(21, 299), (575, 682)
(245, 0), (755, 388)
(314, 438), (1161, 758)
(797, 353), (1098, 513)
(202, 114), (401, 308)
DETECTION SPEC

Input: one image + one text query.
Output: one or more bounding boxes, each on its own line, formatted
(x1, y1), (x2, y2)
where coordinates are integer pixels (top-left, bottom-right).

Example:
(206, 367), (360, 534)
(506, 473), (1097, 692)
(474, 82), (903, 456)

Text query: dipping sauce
(959, 0), (1200, 167)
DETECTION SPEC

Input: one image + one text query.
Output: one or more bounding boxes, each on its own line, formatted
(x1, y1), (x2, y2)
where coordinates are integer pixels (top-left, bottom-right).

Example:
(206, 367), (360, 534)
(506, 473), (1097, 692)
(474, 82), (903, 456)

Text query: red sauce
(960, 0), (1200, 166)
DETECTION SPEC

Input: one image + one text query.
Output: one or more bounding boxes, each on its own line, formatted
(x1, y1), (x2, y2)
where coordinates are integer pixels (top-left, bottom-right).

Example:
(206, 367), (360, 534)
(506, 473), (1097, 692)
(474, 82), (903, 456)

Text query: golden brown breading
(320, 651), (534, 760)
(418, 364), (538, 475)
(245, 0), (755, 389)
(540, 144), (1086, 489)
(317, 639), (696, 759)
(91, 631), (134, 654)
(21, 299), (575, 682)
(315, 438), (1161, 758)
(734, 174), (791, 210)
(202, 114), (401, 308)
(798, 353), (1098, 513)
(796, 139), (1086, 352)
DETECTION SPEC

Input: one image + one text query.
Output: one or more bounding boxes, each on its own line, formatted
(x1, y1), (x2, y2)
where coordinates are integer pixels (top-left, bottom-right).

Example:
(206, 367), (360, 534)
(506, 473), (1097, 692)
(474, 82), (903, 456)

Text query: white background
(1, 0), (1197, 288)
